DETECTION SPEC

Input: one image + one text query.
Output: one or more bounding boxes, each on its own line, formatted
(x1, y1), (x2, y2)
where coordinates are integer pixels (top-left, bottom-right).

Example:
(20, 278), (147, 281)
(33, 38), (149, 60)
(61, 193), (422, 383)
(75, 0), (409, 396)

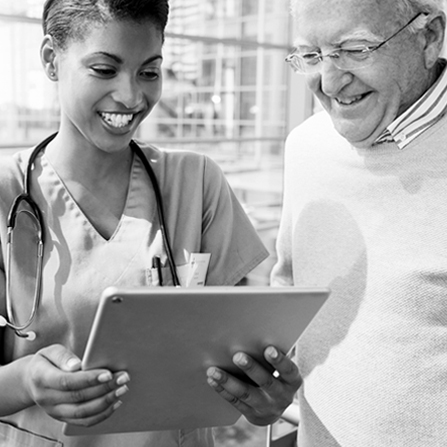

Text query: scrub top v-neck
(0, 141), (269, 447)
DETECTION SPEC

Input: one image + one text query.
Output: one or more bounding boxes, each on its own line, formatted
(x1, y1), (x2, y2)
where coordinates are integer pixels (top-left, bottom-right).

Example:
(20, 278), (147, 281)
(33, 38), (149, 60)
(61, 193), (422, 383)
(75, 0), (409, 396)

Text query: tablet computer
(64, 286), (329, 436)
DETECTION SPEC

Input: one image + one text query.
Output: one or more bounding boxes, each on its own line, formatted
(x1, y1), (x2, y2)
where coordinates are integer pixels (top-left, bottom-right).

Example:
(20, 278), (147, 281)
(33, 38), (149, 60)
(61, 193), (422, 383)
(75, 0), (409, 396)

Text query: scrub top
(0, 140), (269, 447)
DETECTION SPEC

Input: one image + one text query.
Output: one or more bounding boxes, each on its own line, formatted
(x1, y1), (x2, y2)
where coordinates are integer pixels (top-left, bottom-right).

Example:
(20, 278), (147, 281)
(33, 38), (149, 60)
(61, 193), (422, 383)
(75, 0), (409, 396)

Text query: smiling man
(271, 0), (447, 445)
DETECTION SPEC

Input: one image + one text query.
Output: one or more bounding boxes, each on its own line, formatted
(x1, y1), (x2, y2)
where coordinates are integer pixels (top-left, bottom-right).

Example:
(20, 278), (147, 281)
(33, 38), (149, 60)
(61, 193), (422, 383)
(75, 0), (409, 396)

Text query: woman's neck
(44, 130), (133, 188)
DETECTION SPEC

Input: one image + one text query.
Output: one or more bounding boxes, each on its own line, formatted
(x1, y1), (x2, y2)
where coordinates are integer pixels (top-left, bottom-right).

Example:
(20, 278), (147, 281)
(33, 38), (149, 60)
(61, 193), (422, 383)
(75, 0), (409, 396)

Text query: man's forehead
(293, 0), (398, 44)
(293, 0), (397, 23)
(293, 0), (385, 12)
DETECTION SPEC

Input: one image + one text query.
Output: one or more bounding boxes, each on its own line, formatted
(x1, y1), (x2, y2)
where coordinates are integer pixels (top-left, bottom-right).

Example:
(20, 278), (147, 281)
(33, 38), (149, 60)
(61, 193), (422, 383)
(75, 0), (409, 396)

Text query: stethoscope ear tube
(2, 133), (55, 340)
(0, 315), (37, 340)
(7, 194), (46, 245)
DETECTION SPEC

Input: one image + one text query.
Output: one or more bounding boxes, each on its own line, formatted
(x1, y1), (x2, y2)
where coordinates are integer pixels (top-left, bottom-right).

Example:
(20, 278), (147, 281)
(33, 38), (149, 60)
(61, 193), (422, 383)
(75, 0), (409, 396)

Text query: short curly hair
(42, 0), (169, 49)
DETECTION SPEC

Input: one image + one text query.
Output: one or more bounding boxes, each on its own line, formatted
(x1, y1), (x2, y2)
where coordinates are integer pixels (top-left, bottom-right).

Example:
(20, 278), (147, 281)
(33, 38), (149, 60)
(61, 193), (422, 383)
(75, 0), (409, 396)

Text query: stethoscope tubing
(1, 133), (179, 339)
(130, 140), (180, 287)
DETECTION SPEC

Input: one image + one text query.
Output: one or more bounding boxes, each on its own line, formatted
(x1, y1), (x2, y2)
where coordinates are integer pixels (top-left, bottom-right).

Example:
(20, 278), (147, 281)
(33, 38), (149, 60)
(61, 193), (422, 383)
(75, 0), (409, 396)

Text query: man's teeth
(336, 95), (364, 105)
(101, 112), (134, 128)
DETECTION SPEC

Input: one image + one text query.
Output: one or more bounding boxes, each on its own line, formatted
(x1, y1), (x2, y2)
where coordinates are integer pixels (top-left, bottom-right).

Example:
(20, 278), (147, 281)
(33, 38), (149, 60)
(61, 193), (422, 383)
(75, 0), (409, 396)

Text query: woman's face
(52, 18), (163, 154)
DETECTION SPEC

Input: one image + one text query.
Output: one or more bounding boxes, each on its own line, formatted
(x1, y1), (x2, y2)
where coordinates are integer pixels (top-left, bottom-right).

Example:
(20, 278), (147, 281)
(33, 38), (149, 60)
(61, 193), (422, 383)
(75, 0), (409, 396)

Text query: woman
(0, 1), (301, 446)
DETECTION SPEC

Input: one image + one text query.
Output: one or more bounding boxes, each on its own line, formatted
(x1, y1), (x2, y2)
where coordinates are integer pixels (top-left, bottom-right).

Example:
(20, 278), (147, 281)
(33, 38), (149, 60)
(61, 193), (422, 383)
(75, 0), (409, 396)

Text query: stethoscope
(0, 132), (180, 340)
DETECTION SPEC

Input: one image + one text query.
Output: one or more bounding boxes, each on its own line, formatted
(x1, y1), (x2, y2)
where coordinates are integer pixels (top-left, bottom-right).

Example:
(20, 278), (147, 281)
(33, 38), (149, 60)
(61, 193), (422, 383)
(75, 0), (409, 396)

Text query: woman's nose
(112, 76), (143, 109)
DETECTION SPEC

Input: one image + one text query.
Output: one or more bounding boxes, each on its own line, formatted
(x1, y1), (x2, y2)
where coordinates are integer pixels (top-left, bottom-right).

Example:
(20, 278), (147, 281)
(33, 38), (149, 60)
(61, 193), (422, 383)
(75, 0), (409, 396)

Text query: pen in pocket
(152, 256), (163, 286)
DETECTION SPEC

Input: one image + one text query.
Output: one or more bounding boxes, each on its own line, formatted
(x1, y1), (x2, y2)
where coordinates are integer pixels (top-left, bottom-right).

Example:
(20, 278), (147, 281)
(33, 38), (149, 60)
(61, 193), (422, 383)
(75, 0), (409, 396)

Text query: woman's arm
(0, 259), (130, 425)
(0, 340), (130, 425)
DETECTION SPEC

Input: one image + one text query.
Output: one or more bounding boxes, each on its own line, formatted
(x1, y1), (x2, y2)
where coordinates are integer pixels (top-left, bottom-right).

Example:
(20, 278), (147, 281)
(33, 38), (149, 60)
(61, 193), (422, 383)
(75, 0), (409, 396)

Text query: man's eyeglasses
(285, 12), (428, 74)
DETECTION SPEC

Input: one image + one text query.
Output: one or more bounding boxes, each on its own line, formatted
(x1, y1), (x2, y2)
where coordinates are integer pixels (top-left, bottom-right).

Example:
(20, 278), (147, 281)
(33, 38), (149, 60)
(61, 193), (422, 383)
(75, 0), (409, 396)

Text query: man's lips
(335, 92), (371, 106)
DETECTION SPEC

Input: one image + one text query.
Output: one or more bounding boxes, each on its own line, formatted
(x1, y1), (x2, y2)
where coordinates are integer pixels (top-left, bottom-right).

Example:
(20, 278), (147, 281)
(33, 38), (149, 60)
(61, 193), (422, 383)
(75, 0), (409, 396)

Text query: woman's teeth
(100, 112), (134, 128)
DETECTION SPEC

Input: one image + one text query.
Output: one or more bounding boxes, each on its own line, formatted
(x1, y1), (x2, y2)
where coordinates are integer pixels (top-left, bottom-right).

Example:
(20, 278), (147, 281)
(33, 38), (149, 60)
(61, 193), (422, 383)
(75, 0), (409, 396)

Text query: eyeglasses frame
(286, 12), (428, 73)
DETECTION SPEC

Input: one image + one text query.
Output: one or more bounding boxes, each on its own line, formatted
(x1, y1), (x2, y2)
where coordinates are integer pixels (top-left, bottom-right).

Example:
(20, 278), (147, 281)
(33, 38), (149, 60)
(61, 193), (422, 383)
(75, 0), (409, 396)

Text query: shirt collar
(375, 59), (447, 149)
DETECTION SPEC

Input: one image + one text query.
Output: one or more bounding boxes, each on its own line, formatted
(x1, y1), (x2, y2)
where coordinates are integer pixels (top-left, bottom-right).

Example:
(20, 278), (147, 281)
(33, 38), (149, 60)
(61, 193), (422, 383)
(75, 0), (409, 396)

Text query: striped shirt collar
(374, 59), (447, 149)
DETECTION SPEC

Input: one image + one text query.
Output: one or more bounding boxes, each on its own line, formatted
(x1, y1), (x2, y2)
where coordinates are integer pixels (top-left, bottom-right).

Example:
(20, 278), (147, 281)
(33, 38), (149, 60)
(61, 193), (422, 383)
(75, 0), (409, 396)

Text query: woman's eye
(141, 70), (160, 80)
(91, 67), (116, 76)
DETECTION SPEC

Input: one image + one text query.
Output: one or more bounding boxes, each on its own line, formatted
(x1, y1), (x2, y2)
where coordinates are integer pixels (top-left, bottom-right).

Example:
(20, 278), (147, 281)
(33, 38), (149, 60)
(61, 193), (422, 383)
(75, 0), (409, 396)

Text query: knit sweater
(271, 110), (447, 446)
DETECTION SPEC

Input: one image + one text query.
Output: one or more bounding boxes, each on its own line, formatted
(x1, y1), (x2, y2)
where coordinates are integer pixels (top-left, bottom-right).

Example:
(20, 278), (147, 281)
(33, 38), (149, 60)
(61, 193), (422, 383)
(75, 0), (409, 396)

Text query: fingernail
(116, 373), (130, 386)
(97, 372), (113, 383)
(266, 346), (278, 359)
(234, 353), (248, 366)
(209, 368), (222, 381)
(207, 377), (218, 388)
(115, 385), (129, 398)
(66, 358), (81, 370)
(113, 400), (123, 411)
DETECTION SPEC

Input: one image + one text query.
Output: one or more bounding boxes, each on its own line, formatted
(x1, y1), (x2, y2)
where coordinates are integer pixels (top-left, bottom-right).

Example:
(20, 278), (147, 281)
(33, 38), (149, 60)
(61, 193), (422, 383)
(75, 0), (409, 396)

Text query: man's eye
(301, 53), (321, 65)
(340, 48), (370, 60)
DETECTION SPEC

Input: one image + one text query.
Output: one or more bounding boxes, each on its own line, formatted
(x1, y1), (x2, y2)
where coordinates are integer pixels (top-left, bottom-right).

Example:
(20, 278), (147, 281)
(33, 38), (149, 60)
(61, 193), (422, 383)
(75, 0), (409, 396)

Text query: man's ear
(422, 13), (446, 69)
(41, 34), (59, 81)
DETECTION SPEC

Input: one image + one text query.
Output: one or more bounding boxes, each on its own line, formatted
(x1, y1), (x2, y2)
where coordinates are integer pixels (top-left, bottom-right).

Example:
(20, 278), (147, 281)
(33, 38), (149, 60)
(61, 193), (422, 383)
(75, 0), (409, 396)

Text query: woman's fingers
(23, 344), (131, 425)
(50, 384), (127, 425)
(37, 343), (82, 372)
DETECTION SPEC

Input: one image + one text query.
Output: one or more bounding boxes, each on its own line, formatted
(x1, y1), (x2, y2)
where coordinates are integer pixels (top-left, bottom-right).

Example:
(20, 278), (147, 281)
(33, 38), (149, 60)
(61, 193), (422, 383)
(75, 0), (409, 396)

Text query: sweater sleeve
(270, 131), (296, 286)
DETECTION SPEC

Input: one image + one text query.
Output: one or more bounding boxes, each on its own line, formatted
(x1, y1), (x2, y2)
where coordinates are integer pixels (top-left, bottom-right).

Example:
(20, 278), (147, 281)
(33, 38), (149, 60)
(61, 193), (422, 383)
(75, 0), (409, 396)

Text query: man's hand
(206, 346), (301, 426)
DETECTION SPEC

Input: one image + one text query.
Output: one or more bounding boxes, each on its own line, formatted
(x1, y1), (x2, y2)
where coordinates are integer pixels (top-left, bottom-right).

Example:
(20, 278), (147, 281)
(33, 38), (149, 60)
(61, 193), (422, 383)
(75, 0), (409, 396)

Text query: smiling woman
(0, 1), (297, 283)
(0, 1), (306, 447)
(41, 18), (164, 158)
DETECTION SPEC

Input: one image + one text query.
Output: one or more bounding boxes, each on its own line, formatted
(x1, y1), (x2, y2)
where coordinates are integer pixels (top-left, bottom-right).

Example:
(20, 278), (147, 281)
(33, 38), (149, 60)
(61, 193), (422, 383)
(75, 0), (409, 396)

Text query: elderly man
(271, 0), (447, 445)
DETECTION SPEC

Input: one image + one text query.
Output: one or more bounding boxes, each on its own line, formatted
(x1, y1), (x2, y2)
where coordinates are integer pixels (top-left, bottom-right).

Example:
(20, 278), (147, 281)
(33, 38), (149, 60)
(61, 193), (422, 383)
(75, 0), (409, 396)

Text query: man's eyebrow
(91, 52), (163, 64)
(337, 29), (382, 44)
(292, 29), (381, 50)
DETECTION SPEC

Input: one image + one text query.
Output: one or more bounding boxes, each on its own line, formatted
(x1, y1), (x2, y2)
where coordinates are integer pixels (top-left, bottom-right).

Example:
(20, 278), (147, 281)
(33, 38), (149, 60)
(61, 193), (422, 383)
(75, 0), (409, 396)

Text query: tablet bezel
(63, 286), (329, 436)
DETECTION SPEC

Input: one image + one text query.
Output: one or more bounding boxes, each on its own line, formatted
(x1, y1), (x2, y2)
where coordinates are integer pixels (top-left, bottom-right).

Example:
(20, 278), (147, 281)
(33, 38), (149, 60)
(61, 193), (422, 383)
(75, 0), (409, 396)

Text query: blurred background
(0, 0), (314, 286)
(0, 0), (313, 444)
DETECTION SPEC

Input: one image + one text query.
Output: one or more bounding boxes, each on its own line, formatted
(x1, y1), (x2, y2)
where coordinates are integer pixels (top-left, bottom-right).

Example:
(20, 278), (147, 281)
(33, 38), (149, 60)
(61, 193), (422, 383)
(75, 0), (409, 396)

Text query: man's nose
(112, 76), (143, 109)
(319, 59), (353, 97)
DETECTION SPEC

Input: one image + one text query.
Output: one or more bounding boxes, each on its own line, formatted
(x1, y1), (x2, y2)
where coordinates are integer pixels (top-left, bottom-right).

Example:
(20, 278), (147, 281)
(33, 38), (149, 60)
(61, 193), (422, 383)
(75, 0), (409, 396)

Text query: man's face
(293, 0), (432, 147)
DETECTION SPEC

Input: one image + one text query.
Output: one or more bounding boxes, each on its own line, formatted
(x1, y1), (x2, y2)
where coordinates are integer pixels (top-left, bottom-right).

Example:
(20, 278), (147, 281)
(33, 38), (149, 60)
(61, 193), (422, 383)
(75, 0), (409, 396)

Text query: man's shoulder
(285, 110), (347, 157)
(288, 110), (337, 141)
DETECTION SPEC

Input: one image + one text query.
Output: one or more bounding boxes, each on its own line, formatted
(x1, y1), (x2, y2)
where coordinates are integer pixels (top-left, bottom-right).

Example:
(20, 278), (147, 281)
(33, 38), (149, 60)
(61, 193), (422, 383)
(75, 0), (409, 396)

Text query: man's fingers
(264, 346), (302, 386)
(206, 371), (252, 412)
(232, 352), (278, 391)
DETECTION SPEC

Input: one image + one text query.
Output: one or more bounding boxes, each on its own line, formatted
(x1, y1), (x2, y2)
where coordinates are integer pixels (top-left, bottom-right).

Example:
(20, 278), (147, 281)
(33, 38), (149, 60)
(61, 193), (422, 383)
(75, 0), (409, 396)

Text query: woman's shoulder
(134, 140), (223, 177)
(0, 148), (31, 187)
(135, 140), (205, 161)
(0, 148), (34, 212)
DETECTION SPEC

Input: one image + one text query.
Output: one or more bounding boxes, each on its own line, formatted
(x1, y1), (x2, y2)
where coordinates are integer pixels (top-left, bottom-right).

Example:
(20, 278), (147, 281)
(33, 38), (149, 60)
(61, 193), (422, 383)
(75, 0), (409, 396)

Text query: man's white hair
(291, 0), (446, 28)
(396, 0), (446, 31)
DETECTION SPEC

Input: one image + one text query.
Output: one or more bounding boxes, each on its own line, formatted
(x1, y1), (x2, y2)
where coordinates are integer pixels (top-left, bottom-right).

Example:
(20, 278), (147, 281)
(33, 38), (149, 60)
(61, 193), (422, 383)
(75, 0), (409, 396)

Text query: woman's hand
(24, 344), (129, 427)
(206, 346), (301, 426)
